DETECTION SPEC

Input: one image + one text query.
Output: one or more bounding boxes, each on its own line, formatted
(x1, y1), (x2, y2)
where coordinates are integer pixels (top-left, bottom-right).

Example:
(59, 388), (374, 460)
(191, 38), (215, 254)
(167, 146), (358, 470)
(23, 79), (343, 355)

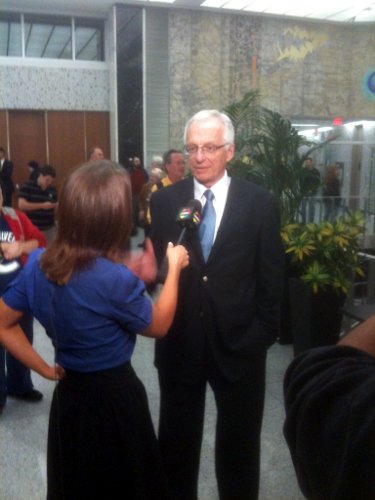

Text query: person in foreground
(150, 110), (284, 499)
(284, 314), (375, 500)
(0, 160), (189, 499)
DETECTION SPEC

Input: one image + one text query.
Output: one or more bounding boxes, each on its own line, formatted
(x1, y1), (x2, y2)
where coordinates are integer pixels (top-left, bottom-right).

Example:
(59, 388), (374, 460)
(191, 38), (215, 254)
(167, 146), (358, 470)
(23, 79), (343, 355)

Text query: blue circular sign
(367, 71), (375, 94)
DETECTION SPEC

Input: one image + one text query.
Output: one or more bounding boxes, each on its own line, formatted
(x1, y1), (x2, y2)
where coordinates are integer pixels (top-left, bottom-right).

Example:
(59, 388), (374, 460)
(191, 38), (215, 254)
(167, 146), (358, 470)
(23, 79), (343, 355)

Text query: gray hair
(183, 110), (235, 145)
(150, 167), (165, 181)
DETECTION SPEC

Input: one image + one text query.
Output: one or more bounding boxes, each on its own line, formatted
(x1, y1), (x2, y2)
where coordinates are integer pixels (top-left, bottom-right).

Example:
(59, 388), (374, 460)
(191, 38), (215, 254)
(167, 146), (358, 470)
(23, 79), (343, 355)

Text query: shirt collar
(194, 170), (230, 202)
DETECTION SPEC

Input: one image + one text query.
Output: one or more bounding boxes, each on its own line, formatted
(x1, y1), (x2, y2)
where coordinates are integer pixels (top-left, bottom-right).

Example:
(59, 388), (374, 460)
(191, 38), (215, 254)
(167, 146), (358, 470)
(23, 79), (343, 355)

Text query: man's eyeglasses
(184, 144), (228, 157)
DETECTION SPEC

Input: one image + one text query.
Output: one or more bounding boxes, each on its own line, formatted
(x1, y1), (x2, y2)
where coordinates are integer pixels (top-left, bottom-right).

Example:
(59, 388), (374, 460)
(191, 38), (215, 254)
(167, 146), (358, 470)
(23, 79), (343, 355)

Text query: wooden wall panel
(3, 110), (111, 203)
(8, 111), (47, 195)
(47, 111), (85, 193)
(0, 111), (9, 153)
(85, 111), (110, 160)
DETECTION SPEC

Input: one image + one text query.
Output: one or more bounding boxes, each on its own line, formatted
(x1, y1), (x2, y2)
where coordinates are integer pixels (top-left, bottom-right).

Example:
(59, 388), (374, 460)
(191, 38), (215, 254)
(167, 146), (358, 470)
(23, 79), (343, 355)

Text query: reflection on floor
(0, 318), (304, 500)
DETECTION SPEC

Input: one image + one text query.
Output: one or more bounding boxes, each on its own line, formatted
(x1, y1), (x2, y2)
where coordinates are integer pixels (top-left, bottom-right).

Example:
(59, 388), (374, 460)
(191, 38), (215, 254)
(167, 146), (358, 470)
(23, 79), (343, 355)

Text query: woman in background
(129, 156), (149, 235)
(138, 166), (165, 239)
(0, 160), (189, 499)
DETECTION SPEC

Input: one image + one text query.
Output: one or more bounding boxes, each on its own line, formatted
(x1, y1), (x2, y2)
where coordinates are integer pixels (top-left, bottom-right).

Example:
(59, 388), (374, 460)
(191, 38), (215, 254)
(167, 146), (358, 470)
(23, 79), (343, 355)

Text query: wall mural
(168, 11), (375, 145)
(276, 27), (328, 62)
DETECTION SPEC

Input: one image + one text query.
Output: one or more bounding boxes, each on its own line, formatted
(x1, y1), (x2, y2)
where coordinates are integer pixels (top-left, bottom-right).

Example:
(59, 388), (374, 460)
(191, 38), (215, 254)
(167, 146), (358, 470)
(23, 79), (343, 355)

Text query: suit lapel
(173, 178), (207, 264)
(186, 180), (206, 263)
(207, 178), (245, 262)
(177, 177), (247, 264)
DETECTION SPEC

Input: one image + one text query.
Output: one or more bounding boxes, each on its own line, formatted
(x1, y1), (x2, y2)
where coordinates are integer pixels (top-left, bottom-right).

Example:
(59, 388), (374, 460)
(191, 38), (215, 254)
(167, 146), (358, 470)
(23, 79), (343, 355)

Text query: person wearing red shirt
(0, 185), (46, 414)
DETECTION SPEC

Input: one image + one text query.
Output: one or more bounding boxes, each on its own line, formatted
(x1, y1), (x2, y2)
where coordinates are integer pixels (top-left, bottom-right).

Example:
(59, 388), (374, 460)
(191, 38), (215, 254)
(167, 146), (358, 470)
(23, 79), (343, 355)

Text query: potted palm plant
(224, 92), (336, 225)
(224, 92), (345, 347)
(281, 211), (365, 354)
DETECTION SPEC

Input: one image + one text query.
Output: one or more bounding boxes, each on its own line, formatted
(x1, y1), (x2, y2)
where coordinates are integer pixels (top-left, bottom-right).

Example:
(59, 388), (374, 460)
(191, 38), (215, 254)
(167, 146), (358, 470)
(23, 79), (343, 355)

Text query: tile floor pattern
(0, 232), (304, 500)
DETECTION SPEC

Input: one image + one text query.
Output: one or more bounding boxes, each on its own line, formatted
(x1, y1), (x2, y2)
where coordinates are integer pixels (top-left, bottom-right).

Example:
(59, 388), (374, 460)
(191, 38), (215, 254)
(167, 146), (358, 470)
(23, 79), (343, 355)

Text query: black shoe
(0, 404), (4, 415)
(9, 389), (43, 402)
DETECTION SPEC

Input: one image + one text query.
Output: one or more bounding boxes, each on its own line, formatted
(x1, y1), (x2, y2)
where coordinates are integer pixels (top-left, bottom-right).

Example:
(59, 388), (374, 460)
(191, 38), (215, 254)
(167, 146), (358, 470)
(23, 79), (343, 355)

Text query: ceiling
(3, 0), (375, 23)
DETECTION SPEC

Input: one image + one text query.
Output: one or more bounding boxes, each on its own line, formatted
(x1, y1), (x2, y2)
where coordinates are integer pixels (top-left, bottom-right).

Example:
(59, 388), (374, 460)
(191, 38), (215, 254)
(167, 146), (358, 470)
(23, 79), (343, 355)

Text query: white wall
(0, 59), (109, 111)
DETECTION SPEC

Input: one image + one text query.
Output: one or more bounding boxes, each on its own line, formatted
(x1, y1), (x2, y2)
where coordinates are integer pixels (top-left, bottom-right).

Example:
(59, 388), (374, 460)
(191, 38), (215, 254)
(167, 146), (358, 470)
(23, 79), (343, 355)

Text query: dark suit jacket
(150, 175), (284, 383)
(0, 159), (15, 206)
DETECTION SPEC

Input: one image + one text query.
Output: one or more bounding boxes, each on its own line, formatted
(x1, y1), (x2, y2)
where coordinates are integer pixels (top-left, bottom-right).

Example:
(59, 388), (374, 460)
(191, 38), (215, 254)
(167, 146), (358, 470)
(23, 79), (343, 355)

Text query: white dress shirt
(194, 170), (231, 242)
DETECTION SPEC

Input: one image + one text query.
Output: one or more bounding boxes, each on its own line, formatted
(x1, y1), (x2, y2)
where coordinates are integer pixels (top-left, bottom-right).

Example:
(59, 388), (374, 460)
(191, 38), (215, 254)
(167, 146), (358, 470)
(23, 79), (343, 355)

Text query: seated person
(284, 314), (375, 499)
(18, 165), (58, 245)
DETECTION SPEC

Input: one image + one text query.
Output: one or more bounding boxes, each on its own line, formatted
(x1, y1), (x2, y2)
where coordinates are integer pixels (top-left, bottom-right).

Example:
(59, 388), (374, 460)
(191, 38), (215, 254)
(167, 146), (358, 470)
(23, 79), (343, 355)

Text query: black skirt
(47, 363), (170, 500)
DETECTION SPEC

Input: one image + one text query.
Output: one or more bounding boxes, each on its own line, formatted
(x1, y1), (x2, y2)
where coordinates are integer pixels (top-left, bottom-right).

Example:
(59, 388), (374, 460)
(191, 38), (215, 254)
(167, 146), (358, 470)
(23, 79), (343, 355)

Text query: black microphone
(156, 199), (202, 283)
(175, 199), (202, 244)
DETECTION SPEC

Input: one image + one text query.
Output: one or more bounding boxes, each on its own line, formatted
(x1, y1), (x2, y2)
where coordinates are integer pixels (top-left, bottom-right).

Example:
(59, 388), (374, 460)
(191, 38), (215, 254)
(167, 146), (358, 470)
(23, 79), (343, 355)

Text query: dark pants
(158, 351), (267, 500)
(0, 313), (35, 405)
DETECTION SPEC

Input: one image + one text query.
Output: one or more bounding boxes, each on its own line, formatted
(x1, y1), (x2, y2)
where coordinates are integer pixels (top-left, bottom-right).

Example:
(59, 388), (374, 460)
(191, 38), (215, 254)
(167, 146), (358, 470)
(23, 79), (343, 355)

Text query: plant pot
(289, 278), (346, 356)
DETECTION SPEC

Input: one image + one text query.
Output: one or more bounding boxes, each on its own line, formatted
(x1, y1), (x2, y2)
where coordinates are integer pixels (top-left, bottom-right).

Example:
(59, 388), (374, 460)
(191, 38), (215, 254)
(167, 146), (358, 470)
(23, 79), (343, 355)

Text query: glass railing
(299, 195), (375, 248)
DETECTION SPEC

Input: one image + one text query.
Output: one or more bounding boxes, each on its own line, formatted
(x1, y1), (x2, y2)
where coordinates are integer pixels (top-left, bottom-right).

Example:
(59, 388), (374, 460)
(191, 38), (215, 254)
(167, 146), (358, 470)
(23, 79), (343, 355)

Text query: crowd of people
(0, 114), (372, 500)
(0, 151), (59, 412)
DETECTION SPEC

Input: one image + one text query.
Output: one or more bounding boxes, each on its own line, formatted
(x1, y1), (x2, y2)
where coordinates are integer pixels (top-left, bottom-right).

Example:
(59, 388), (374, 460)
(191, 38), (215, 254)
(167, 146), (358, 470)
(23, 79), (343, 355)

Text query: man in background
(159, 148), (185, 188)
(18, 165), (58, 245)
(150, 110), (284, 499)
(88, 146), (105, 161)
(301, 156), (321, 223)
(0, 147), (14, 207)
(146, 149), (185, 226)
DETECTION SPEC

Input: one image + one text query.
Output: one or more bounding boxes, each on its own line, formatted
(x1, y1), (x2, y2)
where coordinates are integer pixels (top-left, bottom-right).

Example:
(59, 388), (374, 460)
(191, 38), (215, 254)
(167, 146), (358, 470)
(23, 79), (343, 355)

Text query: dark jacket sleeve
(283, 345), (375, 500)
(1, 160), (14, 180)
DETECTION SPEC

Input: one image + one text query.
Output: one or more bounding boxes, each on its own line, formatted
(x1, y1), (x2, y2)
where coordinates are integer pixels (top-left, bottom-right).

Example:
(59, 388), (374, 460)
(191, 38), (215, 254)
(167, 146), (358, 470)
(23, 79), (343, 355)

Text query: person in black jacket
(284, 314), (375, 500)
(0, 147), (15, 207)
(150, 109), (284, 500)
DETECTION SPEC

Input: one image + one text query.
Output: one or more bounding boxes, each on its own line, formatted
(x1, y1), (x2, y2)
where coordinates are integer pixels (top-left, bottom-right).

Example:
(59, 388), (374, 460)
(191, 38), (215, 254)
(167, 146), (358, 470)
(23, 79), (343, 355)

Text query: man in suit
(0, 147), (15, 207)
(150, 110), (284, 499)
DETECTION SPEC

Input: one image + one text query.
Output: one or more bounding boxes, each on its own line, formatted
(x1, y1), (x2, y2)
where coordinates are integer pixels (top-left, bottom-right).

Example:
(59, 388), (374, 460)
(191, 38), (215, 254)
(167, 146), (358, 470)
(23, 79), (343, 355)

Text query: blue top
(2, 249), (152, 372)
